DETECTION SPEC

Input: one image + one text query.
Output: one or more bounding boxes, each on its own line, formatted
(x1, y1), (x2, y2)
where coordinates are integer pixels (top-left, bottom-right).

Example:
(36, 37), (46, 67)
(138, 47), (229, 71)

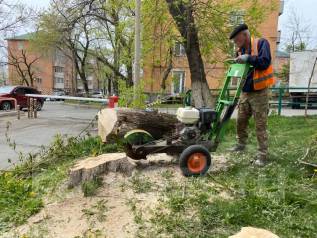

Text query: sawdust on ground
(2, 154), (229, 238)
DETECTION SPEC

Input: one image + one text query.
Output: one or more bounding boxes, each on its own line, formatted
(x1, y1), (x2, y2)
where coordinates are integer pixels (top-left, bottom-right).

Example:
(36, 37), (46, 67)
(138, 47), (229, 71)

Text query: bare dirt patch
(3, 153), (228, 238)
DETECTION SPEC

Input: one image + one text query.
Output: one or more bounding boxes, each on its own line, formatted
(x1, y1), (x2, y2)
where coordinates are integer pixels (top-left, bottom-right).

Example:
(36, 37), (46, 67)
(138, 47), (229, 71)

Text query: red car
(0, 86), (44, 111)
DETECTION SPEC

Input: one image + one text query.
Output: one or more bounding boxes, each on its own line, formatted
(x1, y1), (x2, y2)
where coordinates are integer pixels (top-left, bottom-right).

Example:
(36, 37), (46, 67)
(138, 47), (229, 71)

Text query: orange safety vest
(251, 38), (275, 90)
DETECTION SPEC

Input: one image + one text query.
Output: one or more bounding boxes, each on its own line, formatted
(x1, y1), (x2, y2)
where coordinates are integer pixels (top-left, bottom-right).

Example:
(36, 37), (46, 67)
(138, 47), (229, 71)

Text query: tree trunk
(98, 108), (179, 142)
(161, 47), (173, 90)
(79, 72), (89, 96)
(165, 0), (215, 107)
(126, 63), (134, 87)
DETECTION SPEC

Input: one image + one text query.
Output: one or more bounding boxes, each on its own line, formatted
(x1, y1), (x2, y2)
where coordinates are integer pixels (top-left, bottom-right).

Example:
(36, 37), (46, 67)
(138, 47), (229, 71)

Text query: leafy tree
(142, 0), (276, 107)
(284, 7), (311, 52)
(0, 1), (35, 73)
(33, 0), (98, 96)
(88, 0), (135, 94)
(7, 48), (39, 87)
(34, 0), (135, 96)
(0, 0), (31, 36)
(285, 42), (307, 53)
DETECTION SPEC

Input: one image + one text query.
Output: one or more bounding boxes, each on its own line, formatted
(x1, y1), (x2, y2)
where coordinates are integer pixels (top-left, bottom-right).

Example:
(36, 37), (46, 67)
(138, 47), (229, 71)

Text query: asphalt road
(1, 102), (317, 169)
(0, 102), (100, 169)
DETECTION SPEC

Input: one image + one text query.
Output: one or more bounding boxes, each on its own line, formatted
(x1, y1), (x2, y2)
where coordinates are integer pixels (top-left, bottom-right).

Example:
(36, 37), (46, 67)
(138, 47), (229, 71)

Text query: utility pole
(133, 0), (141, 98)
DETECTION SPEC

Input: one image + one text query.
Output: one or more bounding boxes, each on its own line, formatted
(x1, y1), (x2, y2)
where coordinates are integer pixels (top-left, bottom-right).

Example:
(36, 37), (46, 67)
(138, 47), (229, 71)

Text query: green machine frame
(185, 61), (251, 151)
(124, 61), (252, 160)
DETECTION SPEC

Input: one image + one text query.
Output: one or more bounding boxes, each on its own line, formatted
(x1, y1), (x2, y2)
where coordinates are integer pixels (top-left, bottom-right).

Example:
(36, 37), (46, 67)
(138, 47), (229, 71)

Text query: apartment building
(143, 0), (285, 94)
(275, 50), (290, 84)
(6, 33), (99, 95)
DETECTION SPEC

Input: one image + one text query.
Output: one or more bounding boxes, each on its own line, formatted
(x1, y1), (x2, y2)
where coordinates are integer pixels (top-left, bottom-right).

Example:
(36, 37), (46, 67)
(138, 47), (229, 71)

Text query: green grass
(137, 116), (317, 238)
(0, 135), (122, 232)
(82, 176), (103, 197)
(129, 172), (154, 193)
(64, 99), (105, 108)
(1, 116), (317, 237)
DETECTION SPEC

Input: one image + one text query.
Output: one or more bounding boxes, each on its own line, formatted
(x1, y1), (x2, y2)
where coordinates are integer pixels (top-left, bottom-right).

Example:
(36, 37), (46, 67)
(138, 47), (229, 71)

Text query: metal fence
(24, 88), (317, 117)
(212, 87), (317, 116)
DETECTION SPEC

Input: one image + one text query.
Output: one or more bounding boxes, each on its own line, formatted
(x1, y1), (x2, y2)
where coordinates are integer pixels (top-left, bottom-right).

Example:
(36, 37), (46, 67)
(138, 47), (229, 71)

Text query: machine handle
(224, 59), (237, 65)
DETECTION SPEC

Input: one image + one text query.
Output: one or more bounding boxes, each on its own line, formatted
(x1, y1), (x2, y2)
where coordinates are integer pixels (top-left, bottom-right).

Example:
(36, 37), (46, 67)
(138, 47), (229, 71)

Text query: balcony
(279, 0), (284, 16)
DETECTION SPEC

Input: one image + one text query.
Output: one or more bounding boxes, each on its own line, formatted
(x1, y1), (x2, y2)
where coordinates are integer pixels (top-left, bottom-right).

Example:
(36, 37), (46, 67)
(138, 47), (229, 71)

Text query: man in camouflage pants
(228, 24), (273, 167)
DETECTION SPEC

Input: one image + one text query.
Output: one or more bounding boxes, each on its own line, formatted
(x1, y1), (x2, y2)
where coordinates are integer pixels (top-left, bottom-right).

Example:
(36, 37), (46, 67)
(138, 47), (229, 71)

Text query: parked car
(160, 94), (184, 104)
(0, 86), (45, 111)
(91, 90), (104, 99)
(47, 91), (66, 101)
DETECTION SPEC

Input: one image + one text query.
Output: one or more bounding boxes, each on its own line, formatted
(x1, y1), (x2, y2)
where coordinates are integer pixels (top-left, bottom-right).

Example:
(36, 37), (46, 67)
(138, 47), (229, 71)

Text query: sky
(14, 0), (317, 50)
(21, 0), (50, 9)
(278, 0), (317, 48)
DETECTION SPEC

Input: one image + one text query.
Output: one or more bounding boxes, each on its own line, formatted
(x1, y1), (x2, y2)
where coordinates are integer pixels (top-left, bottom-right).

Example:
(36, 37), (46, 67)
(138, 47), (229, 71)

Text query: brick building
(143, 0), (285, 94)
(6, 33), (99, 95)
(274, 50), (290, 86)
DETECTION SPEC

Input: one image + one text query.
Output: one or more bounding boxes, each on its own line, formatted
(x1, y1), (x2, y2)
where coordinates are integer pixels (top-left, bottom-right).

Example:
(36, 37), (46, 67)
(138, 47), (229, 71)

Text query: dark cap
(229, 23), (249, 39)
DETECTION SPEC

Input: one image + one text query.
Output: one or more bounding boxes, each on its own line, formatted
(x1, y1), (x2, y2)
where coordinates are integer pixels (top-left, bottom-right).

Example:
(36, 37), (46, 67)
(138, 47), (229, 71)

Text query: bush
(118, 80), (148, 109)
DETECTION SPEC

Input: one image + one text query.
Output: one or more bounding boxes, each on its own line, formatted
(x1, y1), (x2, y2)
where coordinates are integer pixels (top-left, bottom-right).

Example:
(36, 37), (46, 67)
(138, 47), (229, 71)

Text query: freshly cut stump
(68, 153), (136, 187)
(229, 227), (280, 238)
(98, 108), (179, 142)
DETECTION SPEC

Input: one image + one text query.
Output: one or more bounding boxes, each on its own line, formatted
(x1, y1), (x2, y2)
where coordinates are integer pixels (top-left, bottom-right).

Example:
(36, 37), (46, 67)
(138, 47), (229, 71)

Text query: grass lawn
(64, 99), (106, 108)
(0, 116), (316, 237)
(135, 116), (317, 238)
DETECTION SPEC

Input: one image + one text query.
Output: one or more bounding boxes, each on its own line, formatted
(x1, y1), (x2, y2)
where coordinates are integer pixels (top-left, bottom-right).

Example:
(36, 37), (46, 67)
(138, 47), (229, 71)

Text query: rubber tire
(1, 101), (12, 111)
(179, 145), (212, 177)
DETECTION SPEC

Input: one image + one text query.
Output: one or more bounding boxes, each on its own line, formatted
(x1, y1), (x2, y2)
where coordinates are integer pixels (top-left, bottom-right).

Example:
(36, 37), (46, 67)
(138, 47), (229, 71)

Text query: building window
(172, 70), (185, 94)
(54, 66), (64, 73)
(174, 42), (186, 57)
(229, 10), (245, 26)
(54, 77), (64, 84)
(36, 78), (42, 85)
(17, 41), (24, 50)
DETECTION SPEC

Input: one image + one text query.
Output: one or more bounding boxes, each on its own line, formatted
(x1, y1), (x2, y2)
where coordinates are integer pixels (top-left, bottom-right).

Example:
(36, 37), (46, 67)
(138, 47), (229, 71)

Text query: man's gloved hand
(235, 54), (250, 64)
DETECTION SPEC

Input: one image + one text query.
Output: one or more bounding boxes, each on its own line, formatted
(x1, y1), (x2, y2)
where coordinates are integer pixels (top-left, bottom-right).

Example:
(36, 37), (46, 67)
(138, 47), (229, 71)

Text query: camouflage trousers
(237, 88), (269, 159)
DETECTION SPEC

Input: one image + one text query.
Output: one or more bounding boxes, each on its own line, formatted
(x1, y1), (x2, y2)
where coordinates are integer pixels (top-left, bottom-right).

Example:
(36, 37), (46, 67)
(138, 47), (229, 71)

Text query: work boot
(227, 144), (246, 152)
(251, 155), (269, 167)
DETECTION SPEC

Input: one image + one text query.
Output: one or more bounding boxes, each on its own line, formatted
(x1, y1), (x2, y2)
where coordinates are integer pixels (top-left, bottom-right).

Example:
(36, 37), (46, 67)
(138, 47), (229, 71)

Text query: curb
(0, 111), (18, 118)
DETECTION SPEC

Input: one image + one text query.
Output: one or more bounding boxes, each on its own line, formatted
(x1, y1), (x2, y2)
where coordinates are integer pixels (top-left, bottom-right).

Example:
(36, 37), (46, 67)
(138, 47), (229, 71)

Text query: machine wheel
(1, 101), (12, 111)
(179, 145), (211, 177)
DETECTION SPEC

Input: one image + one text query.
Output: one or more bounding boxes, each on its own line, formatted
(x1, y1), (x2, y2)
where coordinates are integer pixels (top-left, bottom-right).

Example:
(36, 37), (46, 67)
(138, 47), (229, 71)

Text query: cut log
(68, 153), (136, 187)
(98, 108), (179, 142)
(229, 227), (279, 238)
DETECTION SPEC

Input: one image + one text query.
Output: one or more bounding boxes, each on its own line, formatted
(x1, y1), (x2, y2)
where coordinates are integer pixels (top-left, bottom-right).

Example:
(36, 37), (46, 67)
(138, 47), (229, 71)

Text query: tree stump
(98, 108), (179, 142)
(68, 153), (136, 187)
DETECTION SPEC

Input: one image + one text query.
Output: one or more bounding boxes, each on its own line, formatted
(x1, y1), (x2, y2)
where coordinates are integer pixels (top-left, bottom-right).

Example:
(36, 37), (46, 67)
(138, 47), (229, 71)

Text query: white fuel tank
(176, 107), (200, 124)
